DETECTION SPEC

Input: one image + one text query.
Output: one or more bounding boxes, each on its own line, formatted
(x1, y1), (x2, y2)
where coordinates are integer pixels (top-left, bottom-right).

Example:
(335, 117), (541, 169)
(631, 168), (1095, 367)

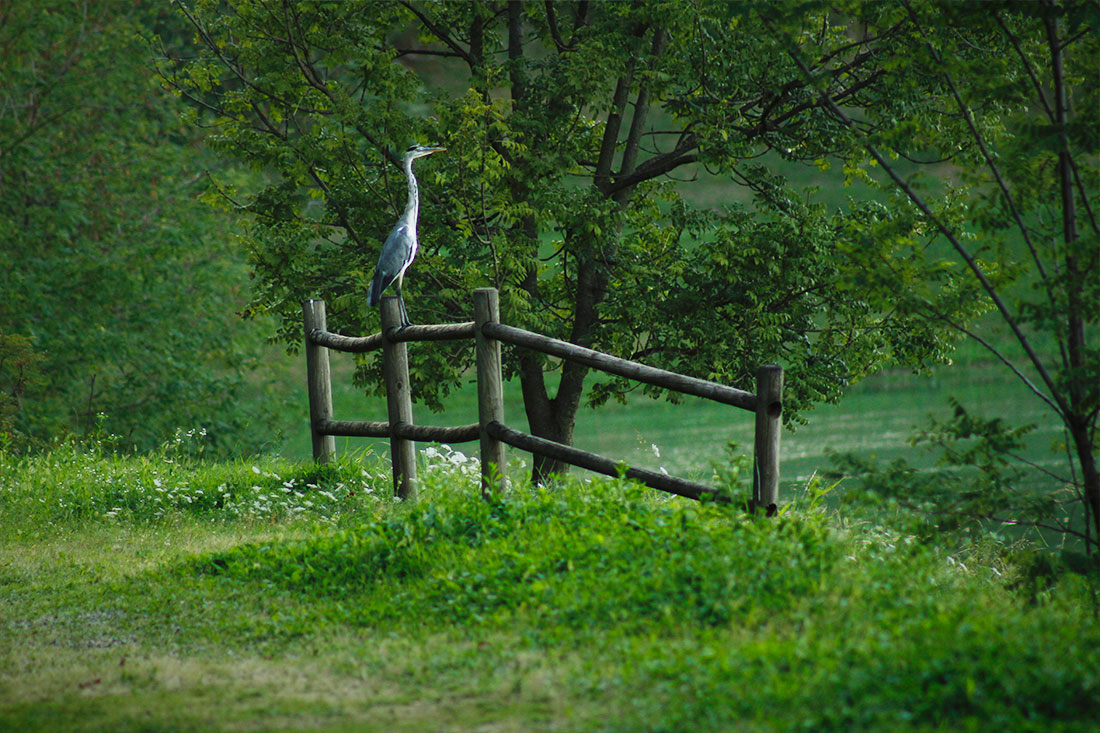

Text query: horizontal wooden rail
(303, 289), (780, 510)
(486, 420), (727, 503)
(309, 321), (476, 354)
(318, 419), (479, 443)
(309, 329), (385, 353)
(387, 321), (476, 343)
(481, 321), (757, 412)
(319, 418), (389, 438)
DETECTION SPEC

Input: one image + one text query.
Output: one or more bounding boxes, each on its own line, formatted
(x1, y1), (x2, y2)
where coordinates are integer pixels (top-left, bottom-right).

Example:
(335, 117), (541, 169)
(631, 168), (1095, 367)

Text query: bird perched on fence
(367, 143), (446, 327)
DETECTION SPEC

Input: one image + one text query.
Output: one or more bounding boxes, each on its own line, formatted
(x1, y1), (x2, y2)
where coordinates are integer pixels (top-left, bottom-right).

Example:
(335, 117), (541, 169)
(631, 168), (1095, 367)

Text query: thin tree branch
(617, 28), (668, 195)
(1070, 157), (1100, 237)
(544, 1), (574, 52)
(903, 3), (1067, 373)
(594, 72), (638, 191)
(568, 0), (590, 46)
(400, 1), (475, 66)
(1006, 451), (1074, 485)
(776, 35), (1069, 421)
(994, 14), (1054, 119)
(981, 513), (1098, 548)
(939, 314), (1061, 415)
(391, 47), (465, 59)
(607, 135), (699, 196)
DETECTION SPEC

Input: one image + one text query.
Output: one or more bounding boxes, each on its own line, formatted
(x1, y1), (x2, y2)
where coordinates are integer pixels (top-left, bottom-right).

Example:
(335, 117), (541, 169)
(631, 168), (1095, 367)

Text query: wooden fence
(303, 288), (783, 512)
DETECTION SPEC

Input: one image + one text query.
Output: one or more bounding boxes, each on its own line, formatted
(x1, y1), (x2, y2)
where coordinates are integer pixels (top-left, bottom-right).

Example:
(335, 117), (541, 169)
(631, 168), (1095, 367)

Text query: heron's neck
(403, 156), (419, 226)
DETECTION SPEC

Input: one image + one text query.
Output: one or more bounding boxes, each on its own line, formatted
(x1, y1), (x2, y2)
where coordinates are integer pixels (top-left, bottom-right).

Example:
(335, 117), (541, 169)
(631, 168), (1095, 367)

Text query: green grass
(2, 442), (1098, 731)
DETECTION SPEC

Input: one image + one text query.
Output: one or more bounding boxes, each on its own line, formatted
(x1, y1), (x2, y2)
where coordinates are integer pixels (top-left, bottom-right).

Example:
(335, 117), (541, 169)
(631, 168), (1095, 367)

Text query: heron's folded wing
(368, 223), (412, 305)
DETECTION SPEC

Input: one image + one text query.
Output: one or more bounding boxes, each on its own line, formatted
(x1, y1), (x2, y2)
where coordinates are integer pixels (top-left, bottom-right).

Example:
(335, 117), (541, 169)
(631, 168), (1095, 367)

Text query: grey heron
(367, 143), (446, 327)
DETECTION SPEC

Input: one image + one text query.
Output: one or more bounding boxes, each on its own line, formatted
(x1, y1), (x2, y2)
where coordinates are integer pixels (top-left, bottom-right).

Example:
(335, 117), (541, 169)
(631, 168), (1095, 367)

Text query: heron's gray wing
(368, 223), (412, 306)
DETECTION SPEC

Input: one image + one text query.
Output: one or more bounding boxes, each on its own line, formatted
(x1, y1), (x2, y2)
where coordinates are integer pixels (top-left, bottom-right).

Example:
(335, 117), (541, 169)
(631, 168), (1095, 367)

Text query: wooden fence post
(303, 299), (336, 464)
(752, 363), (783, 513)
(381, 296), (417, 501)
(474, 288), (505, 500)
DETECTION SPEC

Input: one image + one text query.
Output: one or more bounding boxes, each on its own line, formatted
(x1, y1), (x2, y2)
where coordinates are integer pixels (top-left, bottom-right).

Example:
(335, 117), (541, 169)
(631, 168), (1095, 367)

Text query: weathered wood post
(303, 299), (336, 464)
(380, 296), (417, 501)
(474, 288), (505, 500)
(752, 363), (783, 514)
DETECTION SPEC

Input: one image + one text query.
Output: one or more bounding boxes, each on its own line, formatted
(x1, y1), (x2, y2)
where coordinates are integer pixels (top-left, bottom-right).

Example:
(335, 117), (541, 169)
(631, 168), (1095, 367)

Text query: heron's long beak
(408, 145), (446, 161)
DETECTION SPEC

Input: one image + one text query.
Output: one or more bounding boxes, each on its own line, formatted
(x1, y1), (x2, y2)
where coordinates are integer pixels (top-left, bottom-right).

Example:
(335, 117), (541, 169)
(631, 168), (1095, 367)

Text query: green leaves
(814, 0), (1099, 546)
(0, 0), (272, 453)
(170, 1), (914, 437)
(169, 0), (1096, 514)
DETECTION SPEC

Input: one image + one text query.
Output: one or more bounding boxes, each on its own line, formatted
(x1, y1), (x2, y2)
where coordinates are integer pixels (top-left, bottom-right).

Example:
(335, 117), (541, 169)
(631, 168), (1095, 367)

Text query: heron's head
(404, 144), (446, 161)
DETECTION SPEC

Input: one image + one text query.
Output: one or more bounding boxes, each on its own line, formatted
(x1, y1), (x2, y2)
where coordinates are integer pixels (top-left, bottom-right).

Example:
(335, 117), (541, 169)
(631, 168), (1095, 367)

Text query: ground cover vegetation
(162, 0), (1098, 555)
(2, 443), (1098, 731)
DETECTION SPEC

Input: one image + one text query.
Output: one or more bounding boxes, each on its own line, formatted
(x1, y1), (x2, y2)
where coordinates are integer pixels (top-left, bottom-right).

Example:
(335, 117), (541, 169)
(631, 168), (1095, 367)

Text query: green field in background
(264, 347), (1064, 504)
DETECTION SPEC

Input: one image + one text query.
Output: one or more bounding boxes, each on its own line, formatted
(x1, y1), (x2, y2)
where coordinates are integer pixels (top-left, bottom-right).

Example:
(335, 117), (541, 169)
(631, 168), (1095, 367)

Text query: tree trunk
(518, 349), (584, 483)
(506, 16), (669, 484)
(1069, 415), (1100, 545)
(1045, 9), (1099, 545)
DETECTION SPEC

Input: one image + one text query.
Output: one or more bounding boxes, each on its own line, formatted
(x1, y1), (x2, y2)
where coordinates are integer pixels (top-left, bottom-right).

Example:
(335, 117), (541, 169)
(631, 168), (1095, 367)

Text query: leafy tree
(786, 0), (1098, 550)
(0, 1), (265, 452)
(166, 0), (949, 481)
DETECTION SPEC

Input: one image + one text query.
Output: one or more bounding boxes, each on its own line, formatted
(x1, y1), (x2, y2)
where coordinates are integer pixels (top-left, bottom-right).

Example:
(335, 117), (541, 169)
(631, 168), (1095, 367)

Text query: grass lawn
(2, 442), (1097, 731)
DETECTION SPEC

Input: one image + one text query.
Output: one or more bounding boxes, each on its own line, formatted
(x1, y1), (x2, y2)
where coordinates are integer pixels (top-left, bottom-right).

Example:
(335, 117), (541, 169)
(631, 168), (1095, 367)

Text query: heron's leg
(398, 294), (411, 328)
(395, 273), (411, 327)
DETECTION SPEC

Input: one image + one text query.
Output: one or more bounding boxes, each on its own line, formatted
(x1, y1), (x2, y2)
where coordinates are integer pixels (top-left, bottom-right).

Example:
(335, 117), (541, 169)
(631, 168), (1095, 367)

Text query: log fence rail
(303, 288), (782, 511)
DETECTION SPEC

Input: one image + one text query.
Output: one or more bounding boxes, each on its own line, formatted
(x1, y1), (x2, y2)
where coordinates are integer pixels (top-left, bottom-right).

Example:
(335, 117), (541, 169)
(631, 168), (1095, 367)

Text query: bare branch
(594, 73), (636, 191)
(981, 514), (1098, 548)
(1070, 154), (1100, 237)
(568, 0), (590, 45)
(391, 46), (465, 59)
(618, 28), (669, 186)
(938, 314), (1061, 416)
(608, 134), (699, 196)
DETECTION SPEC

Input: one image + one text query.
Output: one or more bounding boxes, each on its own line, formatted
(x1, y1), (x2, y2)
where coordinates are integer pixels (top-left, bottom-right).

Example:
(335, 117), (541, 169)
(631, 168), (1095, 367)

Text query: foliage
(162, 0), (960, 480)
(797, 0), (1099, 547)
(0, 0), (268, 453)
(832, 405), (1089, 549)
(2, 447), (1099, 730)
